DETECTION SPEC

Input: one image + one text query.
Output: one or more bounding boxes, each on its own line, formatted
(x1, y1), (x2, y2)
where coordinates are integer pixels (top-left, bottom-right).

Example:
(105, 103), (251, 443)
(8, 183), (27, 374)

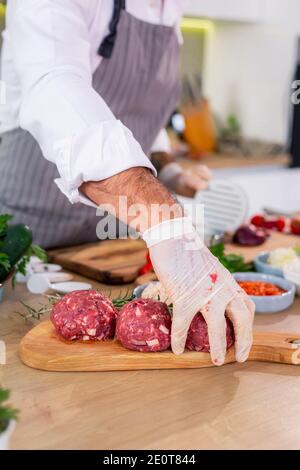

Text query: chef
(0, 0), (254, 364)
(0, 0), (212, 248)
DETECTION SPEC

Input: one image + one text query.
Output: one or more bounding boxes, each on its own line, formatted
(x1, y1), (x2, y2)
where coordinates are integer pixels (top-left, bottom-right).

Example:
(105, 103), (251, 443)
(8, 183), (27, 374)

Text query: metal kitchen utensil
(178, 179), (249, 236)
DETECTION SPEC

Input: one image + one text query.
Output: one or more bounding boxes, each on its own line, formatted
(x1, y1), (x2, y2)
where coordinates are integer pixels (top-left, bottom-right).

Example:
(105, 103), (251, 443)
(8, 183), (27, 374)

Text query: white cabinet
(183, 0), (266, 23)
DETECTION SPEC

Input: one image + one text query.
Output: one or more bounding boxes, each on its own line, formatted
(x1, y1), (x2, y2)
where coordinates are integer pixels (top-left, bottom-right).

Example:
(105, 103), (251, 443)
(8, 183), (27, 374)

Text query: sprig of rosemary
(16, 290), (136, 322)
(15, 294), (63, 321)
(111, 290), (135, 309)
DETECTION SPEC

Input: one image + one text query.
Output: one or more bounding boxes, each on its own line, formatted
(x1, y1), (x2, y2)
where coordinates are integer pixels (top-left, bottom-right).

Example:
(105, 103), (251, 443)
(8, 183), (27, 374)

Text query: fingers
(194, 164), (213, 182)
(186, 174), (210, 192)
(171, 305), (196, 355)
(181, 165), (213, 193)
(201, 299), (228, 366)
(226, 293), (255, 363)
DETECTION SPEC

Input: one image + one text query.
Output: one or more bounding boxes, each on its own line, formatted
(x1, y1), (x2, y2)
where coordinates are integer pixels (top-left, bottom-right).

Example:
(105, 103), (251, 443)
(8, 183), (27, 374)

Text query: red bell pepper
(139, 252), (153, 275)
(291, 218), (300, 235)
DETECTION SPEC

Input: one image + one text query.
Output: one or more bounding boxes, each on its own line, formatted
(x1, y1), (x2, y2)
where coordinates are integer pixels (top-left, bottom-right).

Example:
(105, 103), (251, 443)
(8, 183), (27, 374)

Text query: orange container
(182, 98), (216, 158)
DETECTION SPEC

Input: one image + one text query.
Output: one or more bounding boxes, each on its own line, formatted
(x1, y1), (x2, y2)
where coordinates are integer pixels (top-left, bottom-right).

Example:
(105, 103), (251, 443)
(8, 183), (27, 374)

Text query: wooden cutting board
(49, 239), (147, 285)
(19, 321), (300, 372)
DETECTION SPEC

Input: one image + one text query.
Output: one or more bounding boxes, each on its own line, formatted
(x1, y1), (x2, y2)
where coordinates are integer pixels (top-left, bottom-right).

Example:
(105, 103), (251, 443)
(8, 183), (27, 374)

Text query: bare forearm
(80, 168), (183, 232)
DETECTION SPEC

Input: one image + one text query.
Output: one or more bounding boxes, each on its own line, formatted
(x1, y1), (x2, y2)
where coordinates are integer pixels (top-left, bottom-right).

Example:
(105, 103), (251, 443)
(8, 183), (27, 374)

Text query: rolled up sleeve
(10, 0), (156, 204)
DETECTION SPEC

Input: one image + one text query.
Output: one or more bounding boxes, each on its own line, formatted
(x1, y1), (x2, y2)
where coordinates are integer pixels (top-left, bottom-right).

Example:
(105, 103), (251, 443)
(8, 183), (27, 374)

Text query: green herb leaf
(0, 388), (10, 404)
(0, 252), (10, 272)
(0, 388), (19, 433)
(0, 214), (13, 238)
(15, 257), (28, 276)
(13, 244), (48, 285)
(112, 292), (135, 309)
(210, 243), (253, 273)
(30, 244), (48, 263)
(210, 243), (225, 259)
(16, 294), (63, 322)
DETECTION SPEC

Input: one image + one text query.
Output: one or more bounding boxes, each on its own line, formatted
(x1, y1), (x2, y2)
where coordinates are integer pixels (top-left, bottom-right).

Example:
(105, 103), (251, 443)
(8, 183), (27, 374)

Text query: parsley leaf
(210, 243), (253, 273)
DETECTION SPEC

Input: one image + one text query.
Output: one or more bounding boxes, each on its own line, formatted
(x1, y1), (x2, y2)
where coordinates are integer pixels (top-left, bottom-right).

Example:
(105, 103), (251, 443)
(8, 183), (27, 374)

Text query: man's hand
(144, 220), (255, 364)
(151, 152), (213, 198)
(80, 167), (183, 233)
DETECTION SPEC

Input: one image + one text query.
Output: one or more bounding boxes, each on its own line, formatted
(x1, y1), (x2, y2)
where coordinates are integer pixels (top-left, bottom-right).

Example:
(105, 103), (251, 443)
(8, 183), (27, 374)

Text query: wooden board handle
(250, 332), (300, 365)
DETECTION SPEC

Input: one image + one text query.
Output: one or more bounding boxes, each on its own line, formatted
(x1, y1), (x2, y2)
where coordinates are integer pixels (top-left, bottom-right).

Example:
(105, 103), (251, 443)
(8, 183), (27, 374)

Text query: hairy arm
(80, 168), (184, 233)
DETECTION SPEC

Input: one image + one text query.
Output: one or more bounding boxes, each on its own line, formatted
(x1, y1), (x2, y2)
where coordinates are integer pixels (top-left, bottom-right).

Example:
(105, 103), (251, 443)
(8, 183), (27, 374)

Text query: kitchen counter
(1, 259), (300, 450)
(178, 152), (290, 170)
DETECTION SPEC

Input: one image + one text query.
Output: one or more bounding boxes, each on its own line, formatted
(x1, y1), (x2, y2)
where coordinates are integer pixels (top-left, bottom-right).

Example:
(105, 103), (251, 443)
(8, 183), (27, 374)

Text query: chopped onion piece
(131, 339), (147, 346)
(87, 329), (96, 336)
(146, 339), (159, 347)
(159, 325), (169, 335)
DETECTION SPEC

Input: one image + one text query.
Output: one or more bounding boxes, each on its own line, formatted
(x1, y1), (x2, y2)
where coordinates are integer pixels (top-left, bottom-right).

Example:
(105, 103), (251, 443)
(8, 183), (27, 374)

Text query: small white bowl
(283, 270), (300, 296)
(254, 252), (284, 278)
(234, 272), (296, 314)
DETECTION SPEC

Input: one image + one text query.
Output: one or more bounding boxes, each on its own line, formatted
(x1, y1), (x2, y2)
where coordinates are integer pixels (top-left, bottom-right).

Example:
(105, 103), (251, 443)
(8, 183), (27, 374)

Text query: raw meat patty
(186, 312), (235, 352)
(51, 290), (117, 341)
(116, 299), (171, 352)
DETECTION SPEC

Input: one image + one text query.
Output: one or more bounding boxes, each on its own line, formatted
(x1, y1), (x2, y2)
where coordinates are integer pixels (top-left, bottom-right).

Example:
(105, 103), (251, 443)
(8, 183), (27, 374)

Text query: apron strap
(98, 0), (126, 59)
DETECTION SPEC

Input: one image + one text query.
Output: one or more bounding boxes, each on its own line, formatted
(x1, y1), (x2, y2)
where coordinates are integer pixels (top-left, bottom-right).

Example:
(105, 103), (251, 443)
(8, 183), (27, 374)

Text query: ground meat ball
(186, 313), (235, 352)
(116, 299), (171, 352)
(50, 290), (117, 341)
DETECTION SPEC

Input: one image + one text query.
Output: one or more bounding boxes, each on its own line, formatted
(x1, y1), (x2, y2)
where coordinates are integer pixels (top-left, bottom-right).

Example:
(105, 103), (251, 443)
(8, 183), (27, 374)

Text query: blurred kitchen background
(1, 0), (300, 215)
(175, 0), (300, 216)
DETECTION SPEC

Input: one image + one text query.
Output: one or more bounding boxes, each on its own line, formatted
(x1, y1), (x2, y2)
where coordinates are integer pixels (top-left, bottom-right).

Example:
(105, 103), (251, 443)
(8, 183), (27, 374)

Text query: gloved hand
(143, 218), (255, 365)
(158, 163), (213, 198)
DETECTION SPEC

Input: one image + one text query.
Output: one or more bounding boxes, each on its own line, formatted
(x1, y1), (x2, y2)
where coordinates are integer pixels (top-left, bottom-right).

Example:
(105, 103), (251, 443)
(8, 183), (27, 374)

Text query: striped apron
(0, 1), (181, 248)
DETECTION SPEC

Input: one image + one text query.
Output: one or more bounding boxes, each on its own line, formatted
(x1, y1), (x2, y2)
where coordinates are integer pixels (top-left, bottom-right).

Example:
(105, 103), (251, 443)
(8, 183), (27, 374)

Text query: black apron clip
(98, 0), (126, 59)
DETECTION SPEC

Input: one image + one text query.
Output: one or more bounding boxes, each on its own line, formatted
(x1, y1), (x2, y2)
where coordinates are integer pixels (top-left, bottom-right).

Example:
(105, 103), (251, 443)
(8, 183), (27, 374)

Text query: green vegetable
(0, 214), (13, 238)
(0, 253), (10, 272)
(0, 215), (47, 285)
(15, 244), (48, 278)
(210, 243), (253, 273)
(0, 388), (18, 434)
(0, 224), (33, 282)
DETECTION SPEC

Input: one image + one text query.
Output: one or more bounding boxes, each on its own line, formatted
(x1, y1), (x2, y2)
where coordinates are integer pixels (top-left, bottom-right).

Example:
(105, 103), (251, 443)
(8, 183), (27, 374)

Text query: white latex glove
(143, 218), (255, 366)
(158, 163), (213, 197)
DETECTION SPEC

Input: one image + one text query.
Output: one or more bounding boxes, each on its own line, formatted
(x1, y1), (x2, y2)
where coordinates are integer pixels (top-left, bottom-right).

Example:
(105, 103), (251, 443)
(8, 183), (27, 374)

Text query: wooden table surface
(178, 152), (290, 170)
(1, 242), (300, 450)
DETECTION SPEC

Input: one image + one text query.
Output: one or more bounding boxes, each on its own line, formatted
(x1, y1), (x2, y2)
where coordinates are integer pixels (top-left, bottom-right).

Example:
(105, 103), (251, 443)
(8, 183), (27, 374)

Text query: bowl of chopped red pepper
(233, 272), (296, 313)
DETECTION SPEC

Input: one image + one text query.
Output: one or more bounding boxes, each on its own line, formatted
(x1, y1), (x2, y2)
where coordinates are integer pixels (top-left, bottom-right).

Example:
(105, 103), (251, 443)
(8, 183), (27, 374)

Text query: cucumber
(0, 224), (33, 282)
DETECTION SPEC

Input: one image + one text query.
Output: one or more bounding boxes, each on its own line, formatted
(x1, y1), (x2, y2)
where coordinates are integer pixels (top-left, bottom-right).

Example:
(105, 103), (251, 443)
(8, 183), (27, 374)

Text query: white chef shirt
(0, 0), (183, 204)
